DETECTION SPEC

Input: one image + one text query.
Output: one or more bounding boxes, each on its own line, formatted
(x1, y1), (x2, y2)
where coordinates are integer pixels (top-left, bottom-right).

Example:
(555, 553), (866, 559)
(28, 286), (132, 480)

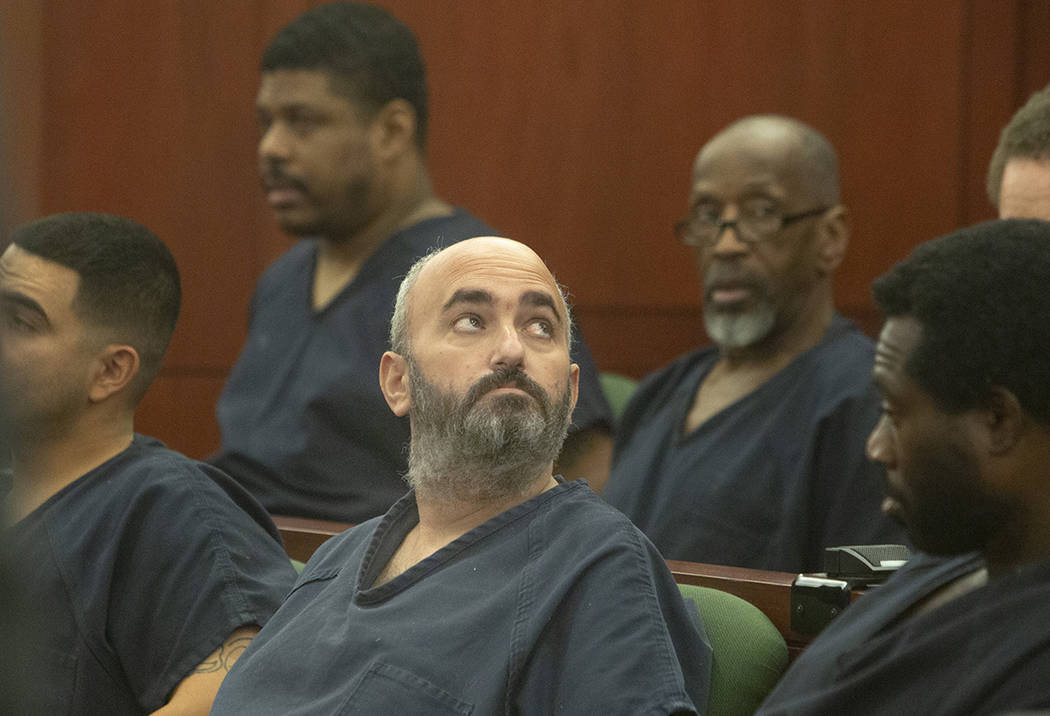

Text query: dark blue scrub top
(213, 479), (710, 714)
(758, 551), (1050, 714)
(4, 435), (295, 714)
(604, 315), (906, 572)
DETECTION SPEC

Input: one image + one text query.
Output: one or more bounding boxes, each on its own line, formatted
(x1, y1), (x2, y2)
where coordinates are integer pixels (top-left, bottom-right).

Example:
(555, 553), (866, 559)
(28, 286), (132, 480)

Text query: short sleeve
(106, 459), (296, 710)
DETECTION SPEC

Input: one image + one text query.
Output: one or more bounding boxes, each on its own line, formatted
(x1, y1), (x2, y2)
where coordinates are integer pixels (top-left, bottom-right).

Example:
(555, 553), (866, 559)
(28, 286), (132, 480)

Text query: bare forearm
(150, 625), (259, 715)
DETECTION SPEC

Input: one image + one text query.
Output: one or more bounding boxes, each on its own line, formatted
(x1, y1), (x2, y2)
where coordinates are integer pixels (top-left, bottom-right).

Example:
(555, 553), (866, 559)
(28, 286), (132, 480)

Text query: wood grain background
(2, 0), (1048, 458)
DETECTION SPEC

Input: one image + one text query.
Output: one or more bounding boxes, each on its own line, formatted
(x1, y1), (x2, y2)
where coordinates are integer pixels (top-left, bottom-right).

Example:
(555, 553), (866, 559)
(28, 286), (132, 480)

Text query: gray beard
(404, 357), (573, 503)
(703, 303), (776, 350)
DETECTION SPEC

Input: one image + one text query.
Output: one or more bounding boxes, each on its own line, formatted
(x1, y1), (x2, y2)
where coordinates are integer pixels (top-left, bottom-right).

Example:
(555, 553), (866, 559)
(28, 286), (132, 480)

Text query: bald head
(697, 115), (840, 207)
(389, 237), (573, 355)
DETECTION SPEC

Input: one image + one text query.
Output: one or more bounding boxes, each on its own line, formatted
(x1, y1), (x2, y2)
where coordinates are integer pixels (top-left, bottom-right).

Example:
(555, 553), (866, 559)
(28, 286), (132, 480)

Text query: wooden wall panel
(3, 0), (1048, 458)
(0, 0), (43, 230)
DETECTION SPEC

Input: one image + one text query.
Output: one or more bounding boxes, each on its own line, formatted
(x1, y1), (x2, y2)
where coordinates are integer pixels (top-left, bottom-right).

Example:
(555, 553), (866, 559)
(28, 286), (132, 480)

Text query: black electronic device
(823, 544), (911, 586)
(790, 544), (913, 637)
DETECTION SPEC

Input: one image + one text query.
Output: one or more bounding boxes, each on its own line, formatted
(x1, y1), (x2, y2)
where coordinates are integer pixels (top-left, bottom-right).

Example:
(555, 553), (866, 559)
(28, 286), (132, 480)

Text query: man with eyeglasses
(603, 115), (905, 572)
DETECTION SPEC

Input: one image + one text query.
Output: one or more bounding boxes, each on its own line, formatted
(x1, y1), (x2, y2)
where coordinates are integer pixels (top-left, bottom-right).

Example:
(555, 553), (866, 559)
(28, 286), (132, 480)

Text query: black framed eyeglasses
(675, 205), (830, 247)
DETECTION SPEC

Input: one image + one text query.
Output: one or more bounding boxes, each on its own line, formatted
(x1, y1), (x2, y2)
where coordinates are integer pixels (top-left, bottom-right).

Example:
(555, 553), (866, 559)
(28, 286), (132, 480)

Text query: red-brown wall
(2, 0), (1048, 458)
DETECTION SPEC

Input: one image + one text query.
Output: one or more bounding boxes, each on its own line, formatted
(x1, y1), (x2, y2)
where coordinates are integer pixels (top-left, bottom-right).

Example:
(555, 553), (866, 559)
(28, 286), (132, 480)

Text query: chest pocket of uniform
(339, 660), (474, 715)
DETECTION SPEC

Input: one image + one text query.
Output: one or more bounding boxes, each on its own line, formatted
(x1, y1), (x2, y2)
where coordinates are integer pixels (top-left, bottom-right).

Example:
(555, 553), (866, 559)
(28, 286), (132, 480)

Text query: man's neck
(977, 434), (1050, 578)
(312, 172), (452, 311)
(684, 293), (834, 434)
(373, 471), (557, 587)
(9, 416), (134, 522)
(415, 472), (558, 541)
(718, 290), (835, 369)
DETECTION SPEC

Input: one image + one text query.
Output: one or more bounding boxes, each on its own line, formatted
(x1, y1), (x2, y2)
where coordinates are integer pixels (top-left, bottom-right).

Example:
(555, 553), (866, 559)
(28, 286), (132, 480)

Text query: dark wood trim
(273, 515), (352, 563)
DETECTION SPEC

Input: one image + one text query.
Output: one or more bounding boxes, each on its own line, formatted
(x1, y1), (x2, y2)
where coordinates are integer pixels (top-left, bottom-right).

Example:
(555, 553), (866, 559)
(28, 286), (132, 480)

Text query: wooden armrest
(272, 515), (353, 563)
(668, 559), (811, 658)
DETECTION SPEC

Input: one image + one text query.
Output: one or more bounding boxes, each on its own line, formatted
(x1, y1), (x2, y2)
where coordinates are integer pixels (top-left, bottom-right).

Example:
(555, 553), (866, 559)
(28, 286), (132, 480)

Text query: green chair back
(677, 583), (788, 716)
(599, 372), (638, 422)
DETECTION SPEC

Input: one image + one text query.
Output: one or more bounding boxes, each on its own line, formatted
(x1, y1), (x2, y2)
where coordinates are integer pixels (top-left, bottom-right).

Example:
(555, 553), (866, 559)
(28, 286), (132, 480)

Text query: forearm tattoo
(194, 633), (255, 674)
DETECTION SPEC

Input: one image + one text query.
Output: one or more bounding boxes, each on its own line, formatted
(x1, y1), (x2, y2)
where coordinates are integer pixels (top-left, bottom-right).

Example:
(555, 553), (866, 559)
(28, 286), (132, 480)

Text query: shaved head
(390, 237), (573, 355)
(698, 115), (840, 207)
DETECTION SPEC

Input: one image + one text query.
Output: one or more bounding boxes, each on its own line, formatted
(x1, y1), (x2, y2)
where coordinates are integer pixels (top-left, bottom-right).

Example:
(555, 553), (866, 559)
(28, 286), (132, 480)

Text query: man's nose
(865, 414), (894, 467)
(258, 122), (293, 162)
(491, 324), (526, 369)
(710, 207), (750, 257)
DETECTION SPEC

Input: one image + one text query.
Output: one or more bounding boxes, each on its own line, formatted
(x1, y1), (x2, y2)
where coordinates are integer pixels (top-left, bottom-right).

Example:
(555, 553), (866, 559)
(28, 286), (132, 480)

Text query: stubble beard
(263, 159), (375, 241)
(902, 437), (1014, 557)
(403, 357), (573, 504)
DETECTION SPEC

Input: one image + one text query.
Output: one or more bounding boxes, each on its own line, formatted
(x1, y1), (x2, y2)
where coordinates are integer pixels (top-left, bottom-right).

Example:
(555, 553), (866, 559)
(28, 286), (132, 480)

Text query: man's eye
(288, 114), (324, 135)
(691, 203), (721, 224)
(740, 200), (779, 220)
(453, 315), (483, 332)
(4, 312), (35, 331)
(879, 405), (899, 426)
(526, 319), (553, 338)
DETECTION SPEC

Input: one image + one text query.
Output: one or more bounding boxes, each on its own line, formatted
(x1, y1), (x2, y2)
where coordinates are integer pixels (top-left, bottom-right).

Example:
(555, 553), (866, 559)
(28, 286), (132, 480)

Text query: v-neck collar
(354, 478), (581, 605)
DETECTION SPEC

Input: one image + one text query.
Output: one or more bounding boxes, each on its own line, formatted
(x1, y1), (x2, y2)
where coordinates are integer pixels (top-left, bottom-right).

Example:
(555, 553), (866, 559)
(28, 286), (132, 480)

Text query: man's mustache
(465, 366), (549, 413)
(260, 162), (309, 193)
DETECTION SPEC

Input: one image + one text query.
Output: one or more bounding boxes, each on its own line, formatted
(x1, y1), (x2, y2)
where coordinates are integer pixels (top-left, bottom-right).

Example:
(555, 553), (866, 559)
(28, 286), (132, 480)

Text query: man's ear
(371, 98), (417, 160)
(568, 362), (580, 417)
(379, 351), (411, 417)
(88, 345), (140, 403)
(815, 205), (850, 275)
(981, 385), (1026, 456)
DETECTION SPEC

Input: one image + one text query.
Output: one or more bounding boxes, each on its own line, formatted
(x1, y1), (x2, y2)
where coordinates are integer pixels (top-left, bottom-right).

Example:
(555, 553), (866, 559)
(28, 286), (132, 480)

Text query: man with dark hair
(212, 237), (710, 714)
(758, 219), (1050, 714)
(0, 213), (296, 715)
(212, 1), (613, 523)
(603, 115), (904, 572)
(987, 83), (1050, 220)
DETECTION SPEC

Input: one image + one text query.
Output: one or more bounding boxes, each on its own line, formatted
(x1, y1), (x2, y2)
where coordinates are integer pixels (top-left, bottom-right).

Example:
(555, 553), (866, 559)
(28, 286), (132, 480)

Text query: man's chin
(273, 210), (325, 238)
(703, 309), (775, 349)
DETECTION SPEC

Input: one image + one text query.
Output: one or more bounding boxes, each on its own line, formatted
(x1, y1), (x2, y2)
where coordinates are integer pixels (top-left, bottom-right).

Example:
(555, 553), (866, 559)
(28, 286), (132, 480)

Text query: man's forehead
(0, 245), (80, 312)
(415, 239), (563, 313)
(999, 158), (1050, 221)
(257, 68), (354, 108)
(874, 317), (923, 376)
(692, 135), (806, 197)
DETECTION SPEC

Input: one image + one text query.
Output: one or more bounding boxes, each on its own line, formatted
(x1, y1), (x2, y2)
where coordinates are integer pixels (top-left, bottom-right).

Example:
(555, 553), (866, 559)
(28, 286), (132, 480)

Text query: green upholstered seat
(677, 583), (789, 716)
(599, 372), (639, 422)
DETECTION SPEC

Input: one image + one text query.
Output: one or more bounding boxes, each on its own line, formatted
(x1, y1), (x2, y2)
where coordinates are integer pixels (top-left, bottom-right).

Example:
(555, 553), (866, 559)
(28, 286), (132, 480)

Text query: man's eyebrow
(520, 290), (563, 324)
(0, 290), (49, 323)
(442, 288), (493, 312)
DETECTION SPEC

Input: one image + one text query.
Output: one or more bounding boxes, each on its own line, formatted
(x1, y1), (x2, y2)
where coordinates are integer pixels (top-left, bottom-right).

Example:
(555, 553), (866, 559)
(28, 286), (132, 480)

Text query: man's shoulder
(105, 435), (228, 491)
(541, 481), (651, 554)
(617, 347), (714, 426)
(806, 315), (876, 374)
(385, 209), (495, 260)
(296, 517), (380, 578)
(257, 240), (315, 283)
(49, 435), (269, 534)
(780, 315), (877, 406)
